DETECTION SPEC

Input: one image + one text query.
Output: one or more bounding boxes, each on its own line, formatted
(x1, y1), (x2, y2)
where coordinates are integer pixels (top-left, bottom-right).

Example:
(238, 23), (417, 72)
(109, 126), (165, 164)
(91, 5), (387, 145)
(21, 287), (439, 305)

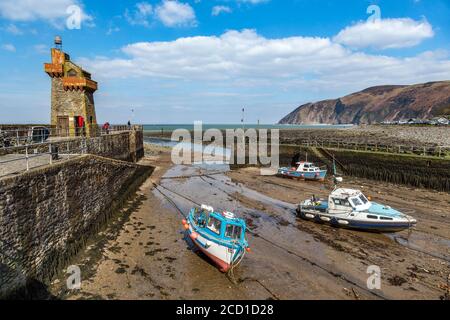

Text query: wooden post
(25, 146), (29, 171)
(49, 143), (52, 165)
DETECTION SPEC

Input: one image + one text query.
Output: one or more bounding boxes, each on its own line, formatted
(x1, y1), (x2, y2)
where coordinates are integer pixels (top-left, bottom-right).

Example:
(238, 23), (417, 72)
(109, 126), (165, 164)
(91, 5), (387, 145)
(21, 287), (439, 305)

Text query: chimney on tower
(54, 36), (62, 50)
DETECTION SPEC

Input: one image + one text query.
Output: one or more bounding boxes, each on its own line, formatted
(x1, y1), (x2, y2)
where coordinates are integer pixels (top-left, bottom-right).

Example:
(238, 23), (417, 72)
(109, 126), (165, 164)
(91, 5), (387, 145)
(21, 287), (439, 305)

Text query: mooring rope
(152, 182), (187, 218)
(153, 177), (388, 300)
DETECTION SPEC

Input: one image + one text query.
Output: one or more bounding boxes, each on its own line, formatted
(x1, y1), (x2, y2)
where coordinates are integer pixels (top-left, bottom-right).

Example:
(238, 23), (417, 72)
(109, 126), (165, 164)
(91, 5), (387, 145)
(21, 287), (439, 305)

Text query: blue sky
(1, 0), (450, 124)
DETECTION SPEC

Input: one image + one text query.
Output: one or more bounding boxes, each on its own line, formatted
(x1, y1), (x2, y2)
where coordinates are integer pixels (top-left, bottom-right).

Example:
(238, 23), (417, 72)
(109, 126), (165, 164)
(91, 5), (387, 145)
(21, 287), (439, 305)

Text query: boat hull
(187, 225), (240, 273)
(193, 240), (231, 272)
(296, 209), (415, 233)
(278, 168), (327, 181)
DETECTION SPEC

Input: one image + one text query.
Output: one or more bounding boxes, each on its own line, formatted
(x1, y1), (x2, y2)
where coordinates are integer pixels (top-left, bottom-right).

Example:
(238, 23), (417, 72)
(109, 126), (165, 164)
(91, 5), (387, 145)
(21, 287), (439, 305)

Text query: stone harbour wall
(0, 155), (153, 298)
(84, 130), (144, 162)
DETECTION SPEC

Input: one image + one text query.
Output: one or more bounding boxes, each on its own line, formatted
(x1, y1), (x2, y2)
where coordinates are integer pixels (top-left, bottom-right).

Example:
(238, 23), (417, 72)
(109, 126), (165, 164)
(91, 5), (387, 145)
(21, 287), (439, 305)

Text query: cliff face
(279, 81), (450, 125)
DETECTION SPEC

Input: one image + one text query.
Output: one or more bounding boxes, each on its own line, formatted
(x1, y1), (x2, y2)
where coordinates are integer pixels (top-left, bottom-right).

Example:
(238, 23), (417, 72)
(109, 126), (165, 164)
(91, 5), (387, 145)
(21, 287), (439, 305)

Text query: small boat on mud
(182, 205), (250, 273)
(296, 188), (417, 232)
(278, 161), (327, 181)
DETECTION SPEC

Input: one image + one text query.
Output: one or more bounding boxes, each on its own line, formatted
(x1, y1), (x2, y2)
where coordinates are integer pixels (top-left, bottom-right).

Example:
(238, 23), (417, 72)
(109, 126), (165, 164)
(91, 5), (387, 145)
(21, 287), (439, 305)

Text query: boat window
(350, 197), (363, 207)
(193, 208), (208, 227)
(380, 217), (393, 221)
(193, 208), (201, 219)
(359, 194), (369, 204)
(333, 198), (351, 206)
(207, 216), (222, 235)
(367, 215), (378, 220)
(225, 225), (242, 240)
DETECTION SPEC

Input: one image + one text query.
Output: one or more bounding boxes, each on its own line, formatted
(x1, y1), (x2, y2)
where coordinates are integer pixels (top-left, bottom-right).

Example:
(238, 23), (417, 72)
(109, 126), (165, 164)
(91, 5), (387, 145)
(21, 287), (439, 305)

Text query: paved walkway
(0, 153), (77, 179)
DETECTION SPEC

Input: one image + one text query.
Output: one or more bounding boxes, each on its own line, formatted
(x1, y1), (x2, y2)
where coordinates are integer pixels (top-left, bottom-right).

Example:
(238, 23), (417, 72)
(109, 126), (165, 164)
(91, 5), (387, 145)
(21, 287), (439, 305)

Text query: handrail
(1, 125), (142, 151)
(0, 139), (88, 178)
(0, 125), (143, 178)
(284, 139), (450, 158)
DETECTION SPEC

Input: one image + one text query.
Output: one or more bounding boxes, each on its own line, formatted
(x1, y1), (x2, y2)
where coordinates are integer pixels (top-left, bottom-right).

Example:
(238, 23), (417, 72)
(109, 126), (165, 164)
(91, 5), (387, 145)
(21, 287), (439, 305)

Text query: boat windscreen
(225, 224), (242, 240)
(359, 194), (369, 204)
(207, 216), (222, 235)
(350, 197), (364, 207)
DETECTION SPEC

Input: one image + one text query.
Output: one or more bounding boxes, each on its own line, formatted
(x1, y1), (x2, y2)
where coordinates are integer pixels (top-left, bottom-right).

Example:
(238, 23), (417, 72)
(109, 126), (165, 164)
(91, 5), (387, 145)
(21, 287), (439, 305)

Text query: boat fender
(183, 224), (189, 230)
(246, 247), (251, 253)
(320, 216), (331, 222)
(338, 220), (349, 225)
(182, 219), (187, 225)
(305, 213), (315, 219)
(190, 232), (199, 240)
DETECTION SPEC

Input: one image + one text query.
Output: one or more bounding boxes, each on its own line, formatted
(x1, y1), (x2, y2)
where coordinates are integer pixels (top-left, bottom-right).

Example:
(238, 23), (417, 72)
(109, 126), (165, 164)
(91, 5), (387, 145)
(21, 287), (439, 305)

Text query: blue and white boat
(296, 188), (417, 232)
(278, 161), (327, 181)
(182, 205), (250, 273)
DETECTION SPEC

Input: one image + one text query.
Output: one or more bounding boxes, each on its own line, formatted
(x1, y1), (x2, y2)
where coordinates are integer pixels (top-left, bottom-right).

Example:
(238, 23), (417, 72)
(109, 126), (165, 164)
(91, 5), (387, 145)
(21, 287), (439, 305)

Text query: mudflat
(49, 146), (450, 300)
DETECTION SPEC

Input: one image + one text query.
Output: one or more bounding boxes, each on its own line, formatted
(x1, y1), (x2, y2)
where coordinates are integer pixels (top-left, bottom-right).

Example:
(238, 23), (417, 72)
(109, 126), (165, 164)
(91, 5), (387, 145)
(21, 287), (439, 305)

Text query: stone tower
(44, 36), (98, 137)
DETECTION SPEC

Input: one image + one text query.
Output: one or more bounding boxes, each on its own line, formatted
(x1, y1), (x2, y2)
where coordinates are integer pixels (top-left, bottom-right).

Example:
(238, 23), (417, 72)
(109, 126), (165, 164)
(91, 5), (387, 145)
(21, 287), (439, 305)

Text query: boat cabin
(192, 205), (246, 241)
(295, 162), (322, 173)
(328, 188), (371, 214)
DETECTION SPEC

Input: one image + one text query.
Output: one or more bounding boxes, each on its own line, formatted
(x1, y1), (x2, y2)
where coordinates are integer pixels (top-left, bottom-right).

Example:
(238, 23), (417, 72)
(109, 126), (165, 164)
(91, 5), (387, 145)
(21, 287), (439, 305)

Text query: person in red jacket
(102, 122), (110, 135)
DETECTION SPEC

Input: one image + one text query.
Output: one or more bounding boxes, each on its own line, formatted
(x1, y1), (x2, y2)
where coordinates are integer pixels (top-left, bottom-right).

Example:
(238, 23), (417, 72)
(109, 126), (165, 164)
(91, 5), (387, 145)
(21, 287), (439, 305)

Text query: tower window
(67, 69), (78, 77)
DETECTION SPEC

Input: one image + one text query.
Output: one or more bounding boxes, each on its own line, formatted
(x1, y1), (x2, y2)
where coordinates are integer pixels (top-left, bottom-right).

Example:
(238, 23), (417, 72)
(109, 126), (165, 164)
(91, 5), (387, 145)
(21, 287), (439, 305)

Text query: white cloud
(333, 18), (434, 50)
(125, 2), (153, 26)
(238, 0), (270, 4)
(5, 24), (23, 35)
(155, 0), (197, 27)
(0, 0), (93, 27)
(34, 44), (48, 54)
(78, 29), (450, 95)
(2, 44), (16, 52)
(212, 6), (232, 16)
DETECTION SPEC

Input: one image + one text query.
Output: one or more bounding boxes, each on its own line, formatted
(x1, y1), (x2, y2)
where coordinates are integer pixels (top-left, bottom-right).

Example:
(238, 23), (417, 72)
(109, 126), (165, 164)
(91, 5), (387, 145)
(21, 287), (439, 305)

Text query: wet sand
(49, 149), (450, 300)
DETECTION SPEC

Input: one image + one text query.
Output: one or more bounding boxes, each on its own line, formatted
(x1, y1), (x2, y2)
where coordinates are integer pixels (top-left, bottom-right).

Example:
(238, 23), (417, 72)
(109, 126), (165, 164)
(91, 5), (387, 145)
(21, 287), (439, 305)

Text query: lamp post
(241, 107), (245, 145)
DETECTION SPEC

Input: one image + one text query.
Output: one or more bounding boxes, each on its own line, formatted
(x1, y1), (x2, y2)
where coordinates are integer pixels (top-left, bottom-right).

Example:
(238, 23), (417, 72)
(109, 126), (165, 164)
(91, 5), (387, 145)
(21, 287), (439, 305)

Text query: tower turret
(44, 36), (98, 137)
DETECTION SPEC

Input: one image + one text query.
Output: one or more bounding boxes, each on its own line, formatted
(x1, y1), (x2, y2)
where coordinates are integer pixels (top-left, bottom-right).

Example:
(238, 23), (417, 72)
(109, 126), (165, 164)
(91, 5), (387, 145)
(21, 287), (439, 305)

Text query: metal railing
(0, 139), (88, 178)
(0, 125), (142, 150)
(0, 125), (143, 179)
(291, 139), (450, 158)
